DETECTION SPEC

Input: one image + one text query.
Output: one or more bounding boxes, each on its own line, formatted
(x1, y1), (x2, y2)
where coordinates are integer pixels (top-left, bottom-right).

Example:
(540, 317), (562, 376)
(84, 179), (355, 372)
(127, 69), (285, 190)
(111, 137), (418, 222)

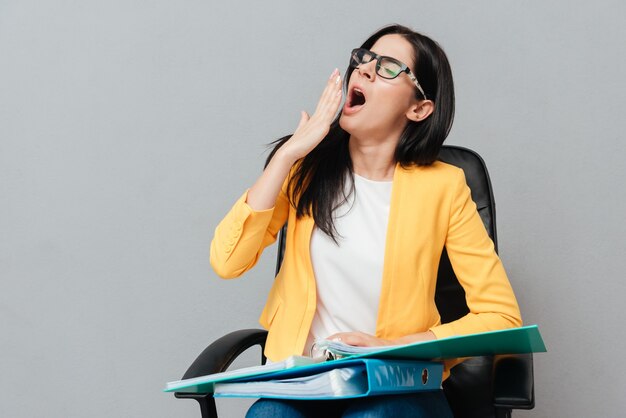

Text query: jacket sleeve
(430, 168), (523, 339)
(210, 180), (290, 279)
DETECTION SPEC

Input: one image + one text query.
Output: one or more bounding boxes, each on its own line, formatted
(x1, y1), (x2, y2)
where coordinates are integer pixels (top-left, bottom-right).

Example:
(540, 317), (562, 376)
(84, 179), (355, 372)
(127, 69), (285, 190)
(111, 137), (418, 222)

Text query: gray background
(1, 0), (625, 417)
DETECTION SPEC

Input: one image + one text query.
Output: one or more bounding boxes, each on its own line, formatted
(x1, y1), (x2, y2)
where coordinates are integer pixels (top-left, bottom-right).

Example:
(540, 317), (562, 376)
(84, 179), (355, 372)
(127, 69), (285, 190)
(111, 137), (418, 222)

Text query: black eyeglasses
(349, 48), (427, 99)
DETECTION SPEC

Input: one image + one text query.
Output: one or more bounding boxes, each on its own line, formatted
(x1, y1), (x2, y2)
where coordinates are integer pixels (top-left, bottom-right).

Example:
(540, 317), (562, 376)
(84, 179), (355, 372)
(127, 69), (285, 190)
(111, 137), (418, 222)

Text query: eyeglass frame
(350, 48), (427, 100)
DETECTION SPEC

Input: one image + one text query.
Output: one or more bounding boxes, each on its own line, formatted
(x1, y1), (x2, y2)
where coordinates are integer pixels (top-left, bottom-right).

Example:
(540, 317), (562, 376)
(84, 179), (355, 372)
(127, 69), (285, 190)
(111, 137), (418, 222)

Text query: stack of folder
(164, 325), (546, 399)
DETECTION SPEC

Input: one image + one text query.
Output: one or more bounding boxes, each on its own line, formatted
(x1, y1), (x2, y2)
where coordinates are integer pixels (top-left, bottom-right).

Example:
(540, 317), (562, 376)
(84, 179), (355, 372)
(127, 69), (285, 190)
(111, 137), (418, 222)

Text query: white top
(304, 173), (393, 355)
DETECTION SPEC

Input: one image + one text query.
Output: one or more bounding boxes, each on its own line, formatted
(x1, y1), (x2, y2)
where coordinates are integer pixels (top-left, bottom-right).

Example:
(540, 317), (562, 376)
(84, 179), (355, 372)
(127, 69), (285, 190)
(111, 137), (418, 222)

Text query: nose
(357, 59), (377, 81)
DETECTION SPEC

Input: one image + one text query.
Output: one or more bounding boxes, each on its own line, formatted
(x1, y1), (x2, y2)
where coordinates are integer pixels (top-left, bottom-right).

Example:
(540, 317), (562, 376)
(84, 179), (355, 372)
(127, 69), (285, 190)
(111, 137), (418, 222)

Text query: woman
(210, 24), (522, 417)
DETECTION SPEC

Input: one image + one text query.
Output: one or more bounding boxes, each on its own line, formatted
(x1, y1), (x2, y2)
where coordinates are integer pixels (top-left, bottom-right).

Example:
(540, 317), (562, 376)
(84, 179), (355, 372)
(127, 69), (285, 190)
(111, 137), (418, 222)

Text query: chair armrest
(179, 328), (269, 381)
(493, 353), (534, 409)
(173, 329), (267, 418)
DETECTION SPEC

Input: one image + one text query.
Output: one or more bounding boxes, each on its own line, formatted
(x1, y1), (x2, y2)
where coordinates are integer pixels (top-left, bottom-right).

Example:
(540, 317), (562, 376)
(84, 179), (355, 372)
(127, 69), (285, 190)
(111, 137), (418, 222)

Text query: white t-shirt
(304, 172), (392, 355)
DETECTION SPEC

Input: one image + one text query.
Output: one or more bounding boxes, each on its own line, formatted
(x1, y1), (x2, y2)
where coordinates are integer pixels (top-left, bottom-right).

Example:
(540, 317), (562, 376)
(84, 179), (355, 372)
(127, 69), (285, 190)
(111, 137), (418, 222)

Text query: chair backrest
(436, 146), (500, 418)
(274, 145), (501, 417)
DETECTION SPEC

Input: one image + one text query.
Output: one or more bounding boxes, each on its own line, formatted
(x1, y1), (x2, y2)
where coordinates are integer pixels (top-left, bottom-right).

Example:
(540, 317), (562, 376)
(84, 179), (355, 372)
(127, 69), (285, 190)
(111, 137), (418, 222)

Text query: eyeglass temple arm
(406, 70), (427, 99)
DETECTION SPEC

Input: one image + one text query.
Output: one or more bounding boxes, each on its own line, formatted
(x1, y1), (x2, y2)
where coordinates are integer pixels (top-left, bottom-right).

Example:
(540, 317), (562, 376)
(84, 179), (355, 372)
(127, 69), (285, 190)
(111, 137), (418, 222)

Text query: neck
(348, 134), (397, 181)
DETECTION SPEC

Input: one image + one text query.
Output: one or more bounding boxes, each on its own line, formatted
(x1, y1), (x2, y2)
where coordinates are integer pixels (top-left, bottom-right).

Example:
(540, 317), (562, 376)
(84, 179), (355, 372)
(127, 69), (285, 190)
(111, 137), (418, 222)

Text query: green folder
(337, 325), (547, 361)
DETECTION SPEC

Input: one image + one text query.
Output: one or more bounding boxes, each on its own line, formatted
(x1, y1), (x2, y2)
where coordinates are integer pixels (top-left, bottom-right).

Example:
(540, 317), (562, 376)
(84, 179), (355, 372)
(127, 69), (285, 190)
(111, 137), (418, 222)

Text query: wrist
(274, 147), (300, 167)
(392, 331), (436, 346)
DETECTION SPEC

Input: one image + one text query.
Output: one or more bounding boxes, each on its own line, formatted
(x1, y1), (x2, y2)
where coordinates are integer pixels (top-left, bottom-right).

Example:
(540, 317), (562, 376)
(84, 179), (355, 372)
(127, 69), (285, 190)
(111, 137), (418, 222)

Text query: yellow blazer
(210, 161), (522, 380)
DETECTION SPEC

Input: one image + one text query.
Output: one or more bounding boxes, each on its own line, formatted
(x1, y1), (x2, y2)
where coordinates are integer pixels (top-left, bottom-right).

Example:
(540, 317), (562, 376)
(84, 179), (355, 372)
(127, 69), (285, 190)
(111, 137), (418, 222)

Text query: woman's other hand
(325, 331), (393, 347)
(278, 69), (343, 162)
(326, 330), (437, 347)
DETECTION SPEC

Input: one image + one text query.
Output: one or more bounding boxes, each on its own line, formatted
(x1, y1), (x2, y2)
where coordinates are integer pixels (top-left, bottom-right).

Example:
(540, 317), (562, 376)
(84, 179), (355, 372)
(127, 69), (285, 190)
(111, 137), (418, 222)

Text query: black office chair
(174, 145), (535, 418)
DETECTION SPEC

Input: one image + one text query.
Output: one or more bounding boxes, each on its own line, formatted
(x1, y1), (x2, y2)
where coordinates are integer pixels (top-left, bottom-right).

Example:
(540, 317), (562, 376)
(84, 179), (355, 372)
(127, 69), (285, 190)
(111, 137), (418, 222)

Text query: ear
(405, 100), (434, 123)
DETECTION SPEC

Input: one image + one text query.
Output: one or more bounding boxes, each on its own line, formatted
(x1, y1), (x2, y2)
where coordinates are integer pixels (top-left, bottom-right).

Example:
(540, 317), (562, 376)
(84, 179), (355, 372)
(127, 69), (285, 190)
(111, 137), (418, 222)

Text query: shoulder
(396, 160), (464, 188)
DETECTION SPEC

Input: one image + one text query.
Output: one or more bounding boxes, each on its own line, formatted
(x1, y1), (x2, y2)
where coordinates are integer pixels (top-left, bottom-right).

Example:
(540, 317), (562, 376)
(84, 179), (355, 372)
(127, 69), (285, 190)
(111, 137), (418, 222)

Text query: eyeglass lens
(350, 49), (403, 79)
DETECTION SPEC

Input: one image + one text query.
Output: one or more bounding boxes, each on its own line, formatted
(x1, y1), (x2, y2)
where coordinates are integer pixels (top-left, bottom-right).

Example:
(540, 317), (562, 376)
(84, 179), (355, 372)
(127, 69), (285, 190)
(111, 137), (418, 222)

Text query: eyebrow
(371, 49), (403, 63)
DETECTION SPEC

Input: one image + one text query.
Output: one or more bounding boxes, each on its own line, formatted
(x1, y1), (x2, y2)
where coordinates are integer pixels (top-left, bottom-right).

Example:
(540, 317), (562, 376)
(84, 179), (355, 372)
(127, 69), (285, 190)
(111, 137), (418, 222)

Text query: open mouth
(345, 86), (367, 113)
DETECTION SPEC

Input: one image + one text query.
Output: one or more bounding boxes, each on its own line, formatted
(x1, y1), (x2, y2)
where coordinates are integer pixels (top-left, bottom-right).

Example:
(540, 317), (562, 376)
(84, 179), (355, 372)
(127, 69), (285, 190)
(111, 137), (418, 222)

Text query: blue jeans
(245, 391), (453, 418)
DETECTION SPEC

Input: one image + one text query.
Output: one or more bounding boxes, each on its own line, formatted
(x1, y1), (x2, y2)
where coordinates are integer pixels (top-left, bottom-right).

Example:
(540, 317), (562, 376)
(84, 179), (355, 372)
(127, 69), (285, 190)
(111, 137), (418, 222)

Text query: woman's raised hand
(279, 68), (343, 162)
(244, 69), (343, 211)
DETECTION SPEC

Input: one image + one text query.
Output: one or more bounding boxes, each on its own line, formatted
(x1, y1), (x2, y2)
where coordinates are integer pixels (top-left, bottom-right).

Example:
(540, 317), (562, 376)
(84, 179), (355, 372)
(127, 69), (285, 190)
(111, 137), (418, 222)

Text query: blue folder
(212, 359), (443, 399)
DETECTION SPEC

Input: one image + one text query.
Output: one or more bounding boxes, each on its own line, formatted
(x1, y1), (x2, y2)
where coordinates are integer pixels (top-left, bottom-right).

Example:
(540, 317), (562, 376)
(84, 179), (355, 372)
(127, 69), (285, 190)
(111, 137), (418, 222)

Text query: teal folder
(213, 359), (443, 400)
(318, 325), (547, 361)
(164, 356), (322, 393)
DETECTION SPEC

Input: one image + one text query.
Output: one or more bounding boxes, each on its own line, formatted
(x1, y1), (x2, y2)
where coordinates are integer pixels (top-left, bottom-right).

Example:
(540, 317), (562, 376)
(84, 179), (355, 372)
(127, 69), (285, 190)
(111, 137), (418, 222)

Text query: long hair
(265, 24), (455, 242)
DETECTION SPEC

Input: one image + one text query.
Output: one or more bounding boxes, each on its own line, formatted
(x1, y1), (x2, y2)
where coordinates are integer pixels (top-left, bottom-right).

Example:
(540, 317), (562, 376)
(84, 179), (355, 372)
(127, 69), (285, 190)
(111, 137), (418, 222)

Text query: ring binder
(213, 359), (444, 399)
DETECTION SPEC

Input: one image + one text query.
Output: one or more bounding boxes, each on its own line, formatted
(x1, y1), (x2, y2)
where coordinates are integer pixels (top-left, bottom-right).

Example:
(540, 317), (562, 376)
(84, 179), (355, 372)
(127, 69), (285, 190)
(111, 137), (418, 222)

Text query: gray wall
(1, 1), (624, 417)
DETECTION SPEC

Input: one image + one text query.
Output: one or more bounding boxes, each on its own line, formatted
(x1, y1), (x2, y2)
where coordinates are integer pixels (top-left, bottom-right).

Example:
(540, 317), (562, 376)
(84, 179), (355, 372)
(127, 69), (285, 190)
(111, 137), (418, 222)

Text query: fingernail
(335, 75), (341, 85)
(330, 68), (338, 79)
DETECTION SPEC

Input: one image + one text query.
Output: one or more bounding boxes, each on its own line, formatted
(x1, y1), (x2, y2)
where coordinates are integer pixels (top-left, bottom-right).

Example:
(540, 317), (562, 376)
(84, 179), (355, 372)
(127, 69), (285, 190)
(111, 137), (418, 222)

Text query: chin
(339, 113), (356, 135)
(340, 114), (374, 139)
